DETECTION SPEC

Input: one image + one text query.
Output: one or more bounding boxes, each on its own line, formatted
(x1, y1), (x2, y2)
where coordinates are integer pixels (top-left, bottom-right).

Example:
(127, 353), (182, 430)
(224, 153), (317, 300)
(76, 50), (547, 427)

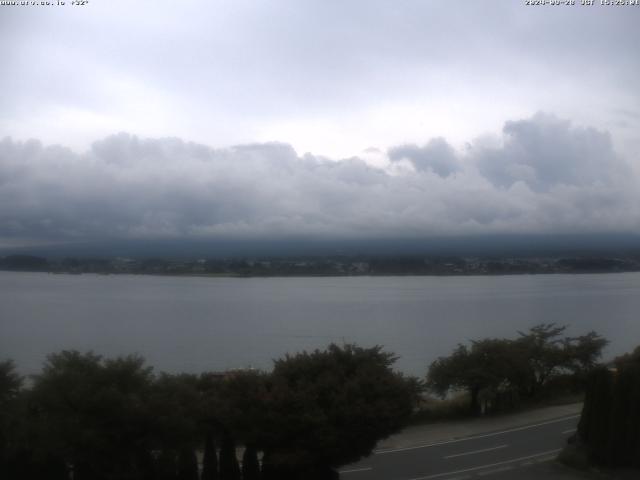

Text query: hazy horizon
(3, 232), (640, 260)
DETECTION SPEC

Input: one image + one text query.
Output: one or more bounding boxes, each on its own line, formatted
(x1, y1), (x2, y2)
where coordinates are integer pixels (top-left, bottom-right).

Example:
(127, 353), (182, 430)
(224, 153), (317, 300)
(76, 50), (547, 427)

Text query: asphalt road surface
(340, 414), (579, 480)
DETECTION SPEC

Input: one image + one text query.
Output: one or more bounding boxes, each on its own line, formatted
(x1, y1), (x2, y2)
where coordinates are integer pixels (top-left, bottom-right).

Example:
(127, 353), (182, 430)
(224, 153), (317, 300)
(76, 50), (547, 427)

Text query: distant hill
(1, 233), (639, 260)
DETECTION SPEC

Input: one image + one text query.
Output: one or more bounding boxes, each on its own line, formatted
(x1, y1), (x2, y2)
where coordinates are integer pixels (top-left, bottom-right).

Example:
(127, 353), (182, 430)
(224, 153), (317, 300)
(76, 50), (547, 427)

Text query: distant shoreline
(2, 253), (640, 278)
(3, 268), (640, 279)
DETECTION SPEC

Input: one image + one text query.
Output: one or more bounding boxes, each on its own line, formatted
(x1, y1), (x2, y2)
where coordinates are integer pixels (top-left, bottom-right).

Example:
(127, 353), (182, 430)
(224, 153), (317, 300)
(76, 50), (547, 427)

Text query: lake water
(1, 271), (639, 377)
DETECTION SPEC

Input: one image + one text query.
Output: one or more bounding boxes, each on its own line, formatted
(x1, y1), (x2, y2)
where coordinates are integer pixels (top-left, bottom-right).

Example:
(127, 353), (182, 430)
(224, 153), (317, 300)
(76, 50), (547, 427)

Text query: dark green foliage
(563, 331), (609, 377)
(614, 345), (640, 368)
(242, 445), (261, 480)
(1, 344), (419, 479)
(2, 351), (160, 479)
(578, 367), (613, 464)
(27, 351), (155, 477)
(427, 324), (607, 414)
(138, 449), (157, 480)
(428, 340), (527, 414)
(0, 360), (22, 403)
(0, 360), (22, 475)
(518, 324), (606, 394)
(147, 373), (202, 452)
(201, 433), (219, 480)
(177, 448), (199, 480)
(157, 450), (179, 480)
(517, 323), (570, 395)
(577, 349), (640, 468)
(208, 371), (269, 447)
(4, 449), (68, 480)
(259, 344), (420, 473)
(609, 364), (640, 466)
(219, 432), (241, 480)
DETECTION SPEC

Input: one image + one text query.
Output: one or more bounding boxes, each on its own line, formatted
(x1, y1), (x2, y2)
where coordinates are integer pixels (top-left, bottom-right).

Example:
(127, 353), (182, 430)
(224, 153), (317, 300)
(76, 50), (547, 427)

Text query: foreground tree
(563, 331), (609, 376)
(177, 448), (198, 480)
(516, 324), (608, 395)
(201, 370), (267, 479)
(516, 323), (569, 396)
(614, 345), (640, 368)
(147, 373), (202, 464)
(577, 346), (640, 468)
(258, 344), (420, 479)
(3, 344), (419, 479)
(201, 433), (219, 480)
(27, 351), (155, 479)
(0, 360), (22, 403)
(218, 432), (241, 480)
(2, 359), (69, 480)
(427, 339), (526, 414)
(242, 445), (261, 480)
(428, 324), (607, 414)
(0, 360), (23, 477)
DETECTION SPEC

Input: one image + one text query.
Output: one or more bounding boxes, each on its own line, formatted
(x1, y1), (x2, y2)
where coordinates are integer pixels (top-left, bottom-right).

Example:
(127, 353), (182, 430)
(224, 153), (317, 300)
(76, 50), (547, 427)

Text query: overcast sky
(1, 1), (639, 248)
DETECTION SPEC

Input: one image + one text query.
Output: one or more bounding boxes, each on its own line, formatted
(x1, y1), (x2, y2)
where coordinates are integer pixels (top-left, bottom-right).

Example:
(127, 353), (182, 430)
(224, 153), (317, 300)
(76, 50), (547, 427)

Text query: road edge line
(407, 448), (562, 480)
(375, 414), (579, 455)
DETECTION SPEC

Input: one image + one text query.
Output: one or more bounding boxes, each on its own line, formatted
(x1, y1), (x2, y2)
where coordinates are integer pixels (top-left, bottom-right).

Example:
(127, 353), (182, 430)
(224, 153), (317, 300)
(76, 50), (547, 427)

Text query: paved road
(340, 414), (579, 480)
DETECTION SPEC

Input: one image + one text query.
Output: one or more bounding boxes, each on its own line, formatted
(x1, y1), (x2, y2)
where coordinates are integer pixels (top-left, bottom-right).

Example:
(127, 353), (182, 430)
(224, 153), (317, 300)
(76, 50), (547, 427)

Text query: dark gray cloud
(474, 113), (629, 191)
(388, 138), (459, 177)
(0, 113), (638, 248)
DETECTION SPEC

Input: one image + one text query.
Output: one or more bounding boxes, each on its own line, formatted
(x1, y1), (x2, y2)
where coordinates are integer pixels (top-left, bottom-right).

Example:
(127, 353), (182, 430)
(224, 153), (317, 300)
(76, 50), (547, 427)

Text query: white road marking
(444, 444), (508, 459)
(535, 455), (557, 463)
(406, 448), (562, 480)
(477, 465), (513, 476)
(562, 428), (577, 434)
(339, 467), (373, 474)
(375, 415), (579, 455)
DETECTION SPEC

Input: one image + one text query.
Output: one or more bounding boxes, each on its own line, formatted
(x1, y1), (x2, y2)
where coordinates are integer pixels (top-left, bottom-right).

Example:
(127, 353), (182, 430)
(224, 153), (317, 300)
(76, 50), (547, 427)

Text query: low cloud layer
(389, 138), (460, 177)
(476, 113), (630, 191)
(1, 113), (638, 247)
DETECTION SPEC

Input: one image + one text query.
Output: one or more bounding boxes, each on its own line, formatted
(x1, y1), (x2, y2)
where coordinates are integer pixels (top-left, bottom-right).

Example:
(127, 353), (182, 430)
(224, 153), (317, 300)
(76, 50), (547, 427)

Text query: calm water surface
(1, 271), (639, 376)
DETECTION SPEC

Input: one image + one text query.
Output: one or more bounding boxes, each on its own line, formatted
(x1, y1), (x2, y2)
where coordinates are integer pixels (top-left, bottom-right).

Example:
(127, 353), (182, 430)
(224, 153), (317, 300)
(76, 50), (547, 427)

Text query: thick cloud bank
(1, 114), (638, 246)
